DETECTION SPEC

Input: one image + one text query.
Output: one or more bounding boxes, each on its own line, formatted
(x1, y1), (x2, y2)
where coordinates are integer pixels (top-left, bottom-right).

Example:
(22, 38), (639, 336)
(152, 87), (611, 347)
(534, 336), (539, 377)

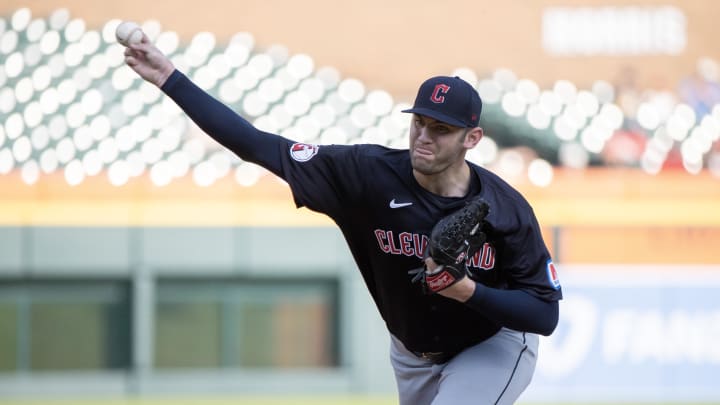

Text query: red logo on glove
(426, 270), (455, 292)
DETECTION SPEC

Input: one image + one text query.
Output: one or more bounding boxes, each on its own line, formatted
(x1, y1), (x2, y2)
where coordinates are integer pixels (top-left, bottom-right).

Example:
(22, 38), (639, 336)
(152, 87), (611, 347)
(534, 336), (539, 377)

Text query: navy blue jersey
(276, 141), (562, 353)
(162, 70), (562, 354)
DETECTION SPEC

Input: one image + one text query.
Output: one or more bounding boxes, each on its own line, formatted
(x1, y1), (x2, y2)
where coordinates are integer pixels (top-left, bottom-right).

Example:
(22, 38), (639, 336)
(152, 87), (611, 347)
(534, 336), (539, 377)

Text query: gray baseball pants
(390, 328), (539, 405)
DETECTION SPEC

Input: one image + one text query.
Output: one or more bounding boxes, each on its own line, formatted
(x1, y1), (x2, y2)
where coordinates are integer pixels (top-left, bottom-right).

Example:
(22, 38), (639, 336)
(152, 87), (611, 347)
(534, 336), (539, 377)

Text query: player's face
(409, 115), (471, 175)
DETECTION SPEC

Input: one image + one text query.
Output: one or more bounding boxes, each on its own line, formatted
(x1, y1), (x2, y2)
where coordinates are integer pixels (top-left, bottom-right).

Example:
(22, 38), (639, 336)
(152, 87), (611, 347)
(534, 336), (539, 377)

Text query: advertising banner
(526, 265), (720, 403)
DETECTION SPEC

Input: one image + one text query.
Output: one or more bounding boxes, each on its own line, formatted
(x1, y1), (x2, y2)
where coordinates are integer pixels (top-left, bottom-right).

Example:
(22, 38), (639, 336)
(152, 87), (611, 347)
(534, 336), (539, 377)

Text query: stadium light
(538, 90), (563, 116)
(320, 126), (348, 144)
(31, 65), (52, 90)
(150, 160), (172, 186)
(287, 53), (314, 80)
(467, 136), (498, 166)
(451, 67), (478, 87)
(65, 102), (86, 128)
(107, 159), (130, 186)
(48, 9), (69, 30)
(338, 78), (365, 103)
(298, 77), (325, 102)
(72, 125), (92, 151)
(97, 137), (118, 164)
(516, 79), (540, 104)
(72, 67), (92, 91)
(26, 18), (47, 42)
(315, 66), (341, 89)
(56, 137), (76, 163)
(575, 91), (600, 117)
(497, 149), (525, 179)
(269, 104), (294, 129)
(350, 103), (375, 128)
(23, 101), (43, 128)
(49, 114), (68, 140)
(247, 53), (273, 78)
(21, 159), (39, 184)
(127, 151), (146, 177)
(167, 150), (190, 178)
(258, 77), (285, 103)
(5, 113), (23, 140)
(87, 54), (109, 79)
(252, 115), (280, 133)
(366, 90), (394, 116)
(636, 103), (661, 130)
(492, 68), (517, 92)
(477, 79), (502, 104)
(295, 115), (321, 140)
(11, 8), (31, 31)
(591, 80), (615, 103)
(207, 53), (231, 79)
(82, 149), (102, 176)
(39, 88), (59, 114)
(182, 138), (206, 165)
(580, 126), (605, 154)
(39, 30), (60, 55)
(527, 104), (551, 130)
(30, 125), (49, 149)
(64, 159), (84, 185)
(708, 152), (720, 178)
(63, 18), (85, 43)
(57, 79), (77, 105)
(528, 158), (554, 187)
(80, 30), (101, 55)
(218, 77), (243, 103)
(47, 53), (66, 78)
(553, 79), (577, 105)
(141, 137), (163, 165)
(233, 65), (260, 91)
(223, 42), (250, 68)
(5, 51), (23, 77)
(12, 135), (31, 162)
(229, 31), (254, 50)
(283, 91), (311, 116)
(39, 148), (58, 173)
(501, 91), (526, 117)
(266, 44), (289, 66)
(234, 162), (261, 186)
(558, 142), (590, 169)
(273, 67), (299, 91)
(309, 104), (336, 128)
(192, 160), (217, 187)
(242, 90), (269, 117)
(80, 88), (103, 116)
(141, 20), (162, 42)
(0, 148), (14, 174)
(361, 127), (388, 145)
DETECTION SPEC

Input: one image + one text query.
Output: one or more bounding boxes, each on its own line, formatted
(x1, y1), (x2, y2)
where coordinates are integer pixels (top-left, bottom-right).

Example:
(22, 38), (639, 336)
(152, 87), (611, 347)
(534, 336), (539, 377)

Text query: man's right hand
(123, 33), (175, 88)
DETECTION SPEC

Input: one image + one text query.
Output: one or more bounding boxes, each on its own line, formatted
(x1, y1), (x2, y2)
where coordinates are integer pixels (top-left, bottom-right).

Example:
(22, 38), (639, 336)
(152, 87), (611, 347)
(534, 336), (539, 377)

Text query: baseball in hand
(115, 21), (144, 46)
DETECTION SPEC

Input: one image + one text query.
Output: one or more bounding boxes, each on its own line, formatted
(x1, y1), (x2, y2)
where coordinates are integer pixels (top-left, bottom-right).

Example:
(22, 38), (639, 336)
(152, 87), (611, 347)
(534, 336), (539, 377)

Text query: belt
(411, 350), (458, 365)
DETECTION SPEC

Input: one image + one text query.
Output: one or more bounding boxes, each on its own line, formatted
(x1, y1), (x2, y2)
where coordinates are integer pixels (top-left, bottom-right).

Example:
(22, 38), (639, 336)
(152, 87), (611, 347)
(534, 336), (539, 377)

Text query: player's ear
(463, 127), (483, 148)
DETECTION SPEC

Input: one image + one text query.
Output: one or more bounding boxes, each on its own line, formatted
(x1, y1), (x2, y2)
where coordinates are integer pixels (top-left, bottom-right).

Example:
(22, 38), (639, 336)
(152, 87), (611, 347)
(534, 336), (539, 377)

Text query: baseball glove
(409, 197), (489, 294)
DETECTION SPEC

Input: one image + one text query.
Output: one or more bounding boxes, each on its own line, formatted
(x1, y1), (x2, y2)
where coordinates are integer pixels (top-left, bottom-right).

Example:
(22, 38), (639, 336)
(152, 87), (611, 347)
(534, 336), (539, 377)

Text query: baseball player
(123, 33), (562, 405)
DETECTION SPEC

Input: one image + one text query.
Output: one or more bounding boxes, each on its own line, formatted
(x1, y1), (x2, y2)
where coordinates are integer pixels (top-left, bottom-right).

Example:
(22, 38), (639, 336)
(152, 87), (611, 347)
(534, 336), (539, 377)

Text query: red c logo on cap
(430, 84), (450, 103)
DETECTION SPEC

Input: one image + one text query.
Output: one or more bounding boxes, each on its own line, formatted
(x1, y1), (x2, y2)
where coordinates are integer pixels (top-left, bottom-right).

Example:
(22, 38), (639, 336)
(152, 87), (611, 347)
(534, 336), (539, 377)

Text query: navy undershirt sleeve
(160, 69), (287, 176)
(464, 284), (559, 336)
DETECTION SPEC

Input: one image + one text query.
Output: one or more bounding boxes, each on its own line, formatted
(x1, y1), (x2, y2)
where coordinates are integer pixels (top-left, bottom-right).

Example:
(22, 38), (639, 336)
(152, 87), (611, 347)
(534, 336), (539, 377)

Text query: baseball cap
(402, 76), (482, 128)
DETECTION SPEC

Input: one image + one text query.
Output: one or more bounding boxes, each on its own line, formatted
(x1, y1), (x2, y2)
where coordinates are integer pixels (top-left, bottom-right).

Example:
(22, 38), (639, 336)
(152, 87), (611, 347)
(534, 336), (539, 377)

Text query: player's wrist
(437, 277), (476, 302)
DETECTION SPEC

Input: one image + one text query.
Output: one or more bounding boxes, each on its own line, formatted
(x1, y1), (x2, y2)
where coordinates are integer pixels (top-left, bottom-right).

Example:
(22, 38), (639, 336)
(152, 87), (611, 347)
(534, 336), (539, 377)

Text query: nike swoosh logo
(389, 199), (413, 209)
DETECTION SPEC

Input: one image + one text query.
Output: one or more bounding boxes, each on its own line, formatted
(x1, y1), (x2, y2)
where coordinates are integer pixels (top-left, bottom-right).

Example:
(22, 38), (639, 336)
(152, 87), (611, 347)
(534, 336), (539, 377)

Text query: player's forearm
(160, 69), (285, 172)
(464, 284), (559, 336)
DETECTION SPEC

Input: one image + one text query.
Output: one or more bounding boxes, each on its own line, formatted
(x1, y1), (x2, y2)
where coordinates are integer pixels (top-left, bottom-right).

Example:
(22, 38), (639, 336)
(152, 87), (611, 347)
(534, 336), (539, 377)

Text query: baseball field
(2, 396), (719, 405)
